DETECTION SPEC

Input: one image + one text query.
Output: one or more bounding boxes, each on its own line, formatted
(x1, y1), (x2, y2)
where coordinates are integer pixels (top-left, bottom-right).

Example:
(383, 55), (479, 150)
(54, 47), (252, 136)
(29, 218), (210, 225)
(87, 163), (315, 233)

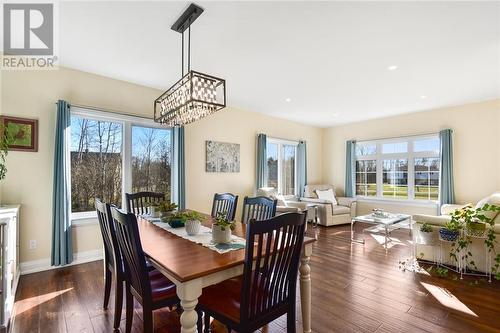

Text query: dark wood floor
(11, 225), (500, 333)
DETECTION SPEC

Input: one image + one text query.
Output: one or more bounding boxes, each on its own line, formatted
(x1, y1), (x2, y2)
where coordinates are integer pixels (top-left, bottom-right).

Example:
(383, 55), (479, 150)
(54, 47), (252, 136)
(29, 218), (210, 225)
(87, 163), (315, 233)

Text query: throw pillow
(316, 188), (337, 205)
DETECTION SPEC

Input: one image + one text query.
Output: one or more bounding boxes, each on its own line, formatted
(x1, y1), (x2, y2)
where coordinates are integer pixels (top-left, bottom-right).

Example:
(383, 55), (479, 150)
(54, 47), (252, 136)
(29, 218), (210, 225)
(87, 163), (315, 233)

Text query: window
(69, 108), (172, 218)
(131, 126), (171, 197)
(71, 117), (123, 213)
(266, 138), (298, 195)
(355, 135), (440, 202)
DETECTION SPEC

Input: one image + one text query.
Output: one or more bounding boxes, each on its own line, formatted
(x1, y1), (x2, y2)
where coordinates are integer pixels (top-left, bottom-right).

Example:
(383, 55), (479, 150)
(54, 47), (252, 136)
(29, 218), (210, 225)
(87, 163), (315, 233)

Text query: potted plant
(184, 211), (203, 236)
(164, 211), (186, 228)
(439, 218), (461, 242)
(152, 201), (178, 218)
(418, 223), (435, 245)
(149, 202), (161, 218)
(212, 211), (235, 244)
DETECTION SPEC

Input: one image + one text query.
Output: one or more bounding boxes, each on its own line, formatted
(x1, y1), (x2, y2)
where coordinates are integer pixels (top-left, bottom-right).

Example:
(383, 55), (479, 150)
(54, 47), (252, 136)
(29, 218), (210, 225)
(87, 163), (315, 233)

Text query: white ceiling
(59, 1), (500, 127)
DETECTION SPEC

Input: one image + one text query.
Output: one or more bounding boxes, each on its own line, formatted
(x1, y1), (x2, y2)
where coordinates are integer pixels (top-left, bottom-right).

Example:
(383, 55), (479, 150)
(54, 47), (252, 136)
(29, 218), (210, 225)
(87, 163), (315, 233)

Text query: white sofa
(257, 187), (315, 223)
(413, 193), (500, 272)
(299, 184), (357, 226)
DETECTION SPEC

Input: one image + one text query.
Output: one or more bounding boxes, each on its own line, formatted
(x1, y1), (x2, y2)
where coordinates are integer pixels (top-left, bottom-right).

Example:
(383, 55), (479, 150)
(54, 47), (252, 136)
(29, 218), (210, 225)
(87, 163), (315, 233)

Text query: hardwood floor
(11, 224), (500, 333)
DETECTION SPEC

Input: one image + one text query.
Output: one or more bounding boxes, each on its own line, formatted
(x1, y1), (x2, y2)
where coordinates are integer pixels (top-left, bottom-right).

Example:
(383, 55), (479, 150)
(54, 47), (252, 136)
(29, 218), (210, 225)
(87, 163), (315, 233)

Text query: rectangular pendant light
(154, 4), (227, 126)
(154, 70), (226, 126)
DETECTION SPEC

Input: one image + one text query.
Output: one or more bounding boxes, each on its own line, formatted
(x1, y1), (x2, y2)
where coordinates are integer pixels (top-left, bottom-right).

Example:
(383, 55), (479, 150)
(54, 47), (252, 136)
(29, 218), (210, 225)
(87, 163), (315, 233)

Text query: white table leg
(300, 244), (313, 333)
(177, 279), (202, 333)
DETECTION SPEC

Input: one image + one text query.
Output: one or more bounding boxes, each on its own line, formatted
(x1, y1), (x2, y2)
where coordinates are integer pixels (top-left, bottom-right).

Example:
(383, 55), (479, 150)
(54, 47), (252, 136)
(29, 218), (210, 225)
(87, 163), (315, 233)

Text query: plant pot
(168, 218), (185, 228)
(439, 228), (459, 242)
(418, 230), (435, 245)
(161, 211), (174, 219)
(185, 220), (201, 236)
(466, 222), (486, 237)
(212, 225), (232, 244)
(149, 206), (160, 218)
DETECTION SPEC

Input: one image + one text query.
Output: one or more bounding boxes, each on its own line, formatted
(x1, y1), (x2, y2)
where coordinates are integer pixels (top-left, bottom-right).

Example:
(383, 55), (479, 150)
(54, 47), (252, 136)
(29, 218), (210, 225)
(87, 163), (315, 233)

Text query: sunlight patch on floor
(368, 233), (406, 249)
(420, 282), (477, 317)
(14, 288), (73, 316)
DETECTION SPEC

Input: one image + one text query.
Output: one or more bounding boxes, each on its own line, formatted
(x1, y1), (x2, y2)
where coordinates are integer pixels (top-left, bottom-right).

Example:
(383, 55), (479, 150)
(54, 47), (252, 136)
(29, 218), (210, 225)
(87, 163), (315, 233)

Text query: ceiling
(59, 1), (500, 127)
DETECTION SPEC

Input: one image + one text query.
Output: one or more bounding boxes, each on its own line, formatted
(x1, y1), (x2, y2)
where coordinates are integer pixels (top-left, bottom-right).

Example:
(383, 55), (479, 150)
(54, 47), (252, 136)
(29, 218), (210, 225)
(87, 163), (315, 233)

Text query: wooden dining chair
(111, 207), (179, 333)
(241, 196), (277, 224)
(197, 212), (307, 333)
(95, 198), (126, 331)
(211, 193), (239, 221)
(125, 191), (165, 215)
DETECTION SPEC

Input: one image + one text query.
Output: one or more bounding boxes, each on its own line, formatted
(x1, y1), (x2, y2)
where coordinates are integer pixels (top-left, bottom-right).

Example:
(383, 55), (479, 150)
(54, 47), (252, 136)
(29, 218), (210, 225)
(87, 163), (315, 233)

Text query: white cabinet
(0, 205), (20, 332)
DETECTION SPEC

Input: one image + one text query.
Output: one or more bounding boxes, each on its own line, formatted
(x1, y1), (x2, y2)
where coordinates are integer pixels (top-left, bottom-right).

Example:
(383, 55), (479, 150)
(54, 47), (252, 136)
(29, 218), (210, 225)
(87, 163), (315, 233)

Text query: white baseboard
(20, 249), (103, 275)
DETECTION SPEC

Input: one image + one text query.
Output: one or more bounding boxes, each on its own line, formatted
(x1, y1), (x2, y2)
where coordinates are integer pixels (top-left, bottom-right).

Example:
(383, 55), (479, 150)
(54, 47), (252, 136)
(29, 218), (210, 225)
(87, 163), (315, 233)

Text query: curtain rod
(354, 131), (439, 143)
(55, 102), (153, 121)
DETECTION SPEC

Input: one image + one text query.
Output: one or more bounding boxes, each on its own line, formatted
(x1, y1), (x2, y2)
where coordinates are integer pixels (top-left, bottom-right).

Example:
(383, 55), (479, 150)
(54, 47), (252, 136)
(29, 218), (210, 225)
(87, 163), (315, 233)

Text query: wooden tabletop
(138, 212), (315, 283)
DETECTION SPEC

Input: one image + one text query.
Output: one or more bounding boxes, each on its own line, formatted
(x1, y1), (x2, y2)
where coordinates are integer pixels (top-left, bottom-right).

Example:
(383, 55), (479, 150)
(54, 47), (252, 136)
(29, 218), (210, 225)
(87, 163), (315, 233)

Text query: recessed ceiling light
(420, 95), (427, 99)
(333, 113), (340, 117)
(387, 65), (398, 71)
(285, 98), (291, 103)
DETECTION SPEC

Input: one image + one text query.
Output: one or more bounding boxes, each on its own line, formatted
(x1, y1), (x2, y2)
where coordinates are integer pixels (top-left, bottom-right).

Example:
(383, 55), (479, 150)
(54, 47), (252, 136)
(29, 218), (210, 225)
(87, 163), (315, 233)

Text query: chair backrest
(95, 198), (121, 274)
(241, 196), (277, 224)
(125, 191), (165, 215)
(211, 193), (239, 221)
(303, 184), (335, 198)
(111, 207), (151, 301)
(240, 212), (307, 325)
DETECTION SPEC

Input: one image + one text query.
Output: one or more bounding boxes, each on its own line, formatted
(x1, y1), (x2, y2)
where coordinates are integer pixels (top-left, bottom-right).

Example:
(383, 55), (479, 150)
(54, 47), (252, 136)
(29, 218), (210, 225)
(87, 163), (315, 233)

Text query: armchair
(300, 184), (357, 226)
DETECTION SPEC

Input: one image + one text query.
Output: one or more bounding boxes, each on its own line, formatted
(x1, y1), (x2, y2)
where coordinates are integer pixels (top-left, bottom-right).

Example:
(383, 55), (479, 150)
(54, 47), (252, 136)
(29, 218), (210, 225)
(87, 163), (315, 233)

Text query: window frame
(69, 107), (173, 221)
(266, 137), (299, 196)
(355, 134), (440, 203)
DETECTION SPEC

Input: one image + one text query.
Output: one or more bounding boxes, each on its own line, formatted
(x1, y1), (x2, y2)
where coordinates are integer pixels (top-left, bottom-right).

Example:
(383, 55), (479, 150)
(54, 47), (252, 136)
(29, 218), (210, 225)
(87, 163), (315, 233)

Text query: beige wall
(1, 67), (160, 263)
(185, 108), (323, 220)
(0, 67), (322, 264)
(322, 99), (500, 215)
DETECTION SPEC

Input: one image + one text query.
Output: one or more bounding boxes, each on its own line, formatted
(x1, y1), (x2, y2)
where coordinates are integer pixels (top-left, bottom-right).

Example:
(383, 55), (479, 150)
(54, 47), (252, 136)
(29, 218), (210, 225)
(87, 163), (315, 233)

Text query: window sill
(71, 211), (98, 227)
(356, 197), (439, 207)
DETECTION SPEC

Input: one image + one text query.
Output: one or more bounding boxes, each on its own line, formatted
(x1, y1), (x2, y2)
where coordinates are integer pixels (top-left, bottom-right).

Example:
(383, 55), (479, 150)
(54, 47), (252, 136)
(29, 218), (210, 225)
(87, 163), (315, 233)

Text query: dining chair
(125, 191), (165, 215)
(241, 196), (277, 224)
(95, 198), (124, 330)
(111, 207), (179, 333)
(211, 193), (239, 221)
(197, 212), (307, 333)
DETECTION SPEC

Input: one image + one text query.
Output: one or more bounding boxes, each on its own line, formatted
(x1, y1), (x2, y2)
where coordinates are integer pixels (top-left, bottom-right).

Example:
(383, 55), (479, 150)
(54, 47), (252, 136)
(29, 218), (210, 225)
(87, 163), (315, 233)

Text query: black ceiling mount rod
(171, 3), (204, 33)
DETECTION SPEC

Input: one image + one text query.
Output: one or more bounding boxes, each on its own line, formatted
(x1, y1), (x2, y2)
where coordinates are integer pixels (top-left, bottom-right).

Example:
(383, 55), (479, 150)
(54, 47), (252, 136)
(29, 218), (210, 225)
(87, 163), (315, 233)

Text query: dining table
(138, 211), (316, 333)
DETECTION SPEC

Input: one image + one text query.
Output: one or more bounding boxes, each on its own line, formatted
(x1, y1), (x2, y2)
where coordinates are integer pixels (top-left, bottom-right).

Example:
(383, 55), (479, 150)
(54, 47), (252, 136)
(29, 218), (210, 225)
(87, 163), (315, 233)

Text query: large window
(355, 135), (440, 202)
(131, 126), (171, 197)
(69, 108), (172, 218)
(266, 138), (297, 195)
(70, 117), (123, 212)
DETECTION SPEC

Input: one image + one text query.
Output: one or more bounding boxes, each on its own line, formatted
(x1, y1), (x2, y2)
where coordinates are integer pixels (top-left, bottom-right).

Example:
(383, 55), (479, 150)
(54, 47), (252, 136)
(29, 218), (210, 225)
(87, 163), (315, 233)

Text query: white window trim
(355, 134), (440, 204)
(267, 137), (299, 196)
(69, 107), (172, 222)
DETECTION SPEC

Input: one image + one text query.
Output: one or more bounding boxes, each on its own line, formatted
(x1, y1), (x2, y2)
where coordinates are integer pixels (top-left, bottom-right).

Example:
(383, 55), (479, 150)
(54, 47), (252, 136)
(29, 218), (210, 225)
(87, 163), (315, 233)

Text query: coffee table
(351, 213), (412, 249)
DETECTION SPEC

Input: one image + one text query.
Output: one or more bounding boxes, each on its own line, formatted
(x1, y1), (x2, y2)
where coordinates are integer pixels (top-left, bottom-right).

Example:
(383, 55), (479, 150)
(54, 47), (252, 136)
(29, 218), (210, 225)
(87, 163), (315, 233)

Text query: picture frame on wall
(0, 116), (39, 152)
(206, 140), (240, 173)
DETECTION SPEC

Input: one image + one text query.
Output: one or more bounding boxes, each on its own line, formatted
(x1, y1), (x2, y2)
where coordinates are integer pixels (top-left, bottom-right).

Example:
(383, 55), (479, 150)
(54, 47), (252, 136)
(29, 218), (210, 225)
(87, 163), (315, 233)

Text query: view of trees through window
(266, 140), (296, 195)
(131, 126), (171, 198)
(70, 116), (123, 212)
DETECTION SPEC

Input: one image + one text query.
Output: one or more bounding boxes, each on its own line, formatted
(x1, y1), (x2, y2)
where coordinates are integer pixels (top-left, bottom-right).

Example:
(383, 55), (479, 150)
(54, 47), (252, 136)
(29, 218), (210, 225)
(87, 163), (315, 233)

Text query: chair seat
(331, 205), (350, 215)
(149, 270), (177, 303)
(199, 276), (244, 323)
(199, 273), (271, 324)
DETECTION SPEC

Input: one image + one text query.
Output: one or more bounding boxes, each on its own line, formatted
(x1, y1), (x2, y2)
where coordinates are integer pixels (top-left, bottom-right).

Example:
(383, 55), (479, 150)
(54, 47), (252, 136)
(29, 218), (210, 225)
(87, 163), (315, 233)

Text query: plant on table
(164, 210), (202, 228)
(212, 211), (235, 244)
(418, 223), (435, 245)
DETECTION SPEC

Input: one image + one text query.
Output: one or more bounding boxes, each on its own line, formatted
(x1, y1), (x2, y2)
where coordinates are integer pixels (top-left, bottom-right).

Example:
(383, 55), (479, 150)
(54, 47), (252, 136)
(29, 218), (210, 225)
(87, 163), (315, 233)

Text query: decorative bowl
(185, 220), (201, 236)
